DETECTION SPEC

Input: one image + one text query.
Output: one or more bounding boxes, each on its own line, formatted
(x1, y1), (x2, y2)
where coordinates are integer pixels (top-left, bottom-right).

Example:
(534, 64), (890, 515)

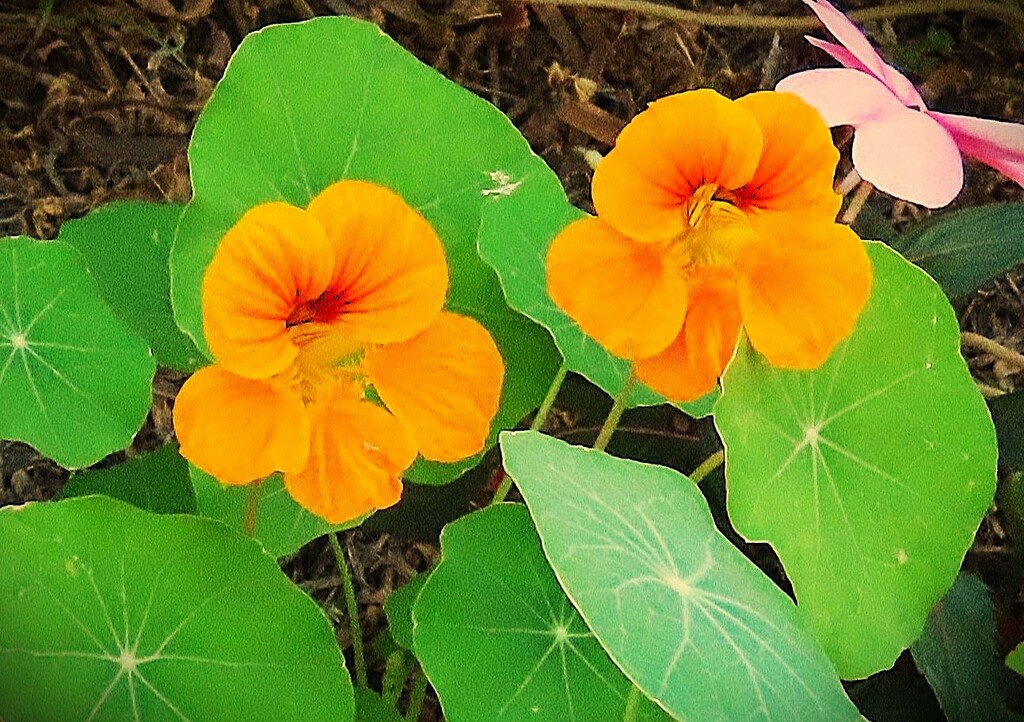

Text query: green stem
(404, 666), (430, 722)
(329, 533), (368, 689)
(690, 449), (725, 485)
(243, 478), (264, 537)
(518, 0), (1024, 37)
(492, 362), (569, 505)
(623, 686), (642, 722)
(594, 370), (637, 452)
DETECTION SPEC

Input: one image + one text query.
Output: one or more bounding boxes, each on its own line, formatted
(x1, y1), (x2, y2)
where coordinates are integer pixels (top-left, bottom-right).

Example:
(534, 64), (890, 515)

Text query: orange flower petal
(173, 365), (310, 485)
(203, 202), (334, 378)
(734, 91), (843, 219)
(592, 90), (764, 242)
(634, 273), (743, 401)
(284, 392), (417, 524)
(736, 216), (872, 369)
(365, 312), (504, 463)
(547, 217), (689, 360)
(306, 180), (448, 345)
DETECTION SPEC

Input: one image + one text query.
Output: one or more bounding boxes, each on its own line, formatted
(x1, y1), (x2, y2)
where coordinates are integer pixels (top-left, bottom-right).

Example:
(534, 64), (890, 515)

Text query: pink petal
(804, 0), (889, 80)
(804, 1), (925, 109)
(928, 111), (1024, 187)
(853, 108), (964, 207)
(776, 68), (905, 127)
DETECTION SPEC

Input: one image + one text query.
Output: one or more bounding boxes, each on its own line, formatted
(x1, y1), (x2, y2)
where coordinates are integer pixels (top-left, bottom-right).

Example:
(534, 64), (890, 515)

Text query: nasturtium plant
(190, 467), (364, 558)
(910, 573), (1022, 721)
(0, 236), (155, 468)
(502, 431), (861, 720)
(476, 155), (716, 417)
(58, 201), (202, 372)
(0, 496), (354, 722)
(414, 503), (673, 722)
(59, 443), (196, 515)
(170, 16), (561, 485)
(890, 202), (1024, 299)
(715, 242), (997, 678)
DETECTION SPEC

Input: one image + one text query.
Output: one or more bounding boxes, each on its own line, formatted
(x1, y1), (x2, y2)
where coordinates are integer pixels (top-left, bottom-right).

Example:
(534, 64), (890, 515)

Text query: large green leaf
(59, 443), (196, 514)
(891, 203), (1024, 298)
(0, 496), (354, 722)
(58, 201), (202, 372)
(190, 466), (362, 558)
(476, 157), (716, 418)
(910, 573), (1022, 721)
(715, 242), (997, 678)
(170, 17), (560, 485)
(502, 430), (860, 721)
(0, 237), (155, 468)
(414, 504), (672, 722)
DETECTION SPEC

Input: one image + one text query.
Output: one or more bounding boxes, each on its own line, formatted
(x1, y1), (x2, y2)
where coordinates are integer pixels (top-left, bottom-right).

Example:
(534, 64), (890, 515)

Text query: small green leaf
(891, 203), (1024, 298)
(910, 573), (1022, 721)
(0, 237), (155, 468)
(0, 496), (354, 722)
(384, 573), (427, 651)
(502, 431), (860, 720)
(58, 201), (202, 372)
(715, 242), (997, 678)
(190, 466), (362, 558)
(990, 390), (1024, 471)
(476, 157), (716, 418)
(170, 17), (561, 486)
(353, 688), (403, 722)
(414, 504), (672, 722)
(59, 443), (196, 514)
(1008, 642), (1024, 676)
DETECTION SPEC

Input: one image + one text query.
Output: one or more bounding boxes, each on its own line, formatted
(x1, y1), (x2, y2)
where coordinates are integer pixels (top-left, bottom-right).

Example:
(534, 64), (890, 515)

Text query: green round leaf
(384, 573), (427, 651)
(0, 496), (354, 722)
(170, 17), (560, 485)
(59, 443), (196, 515)
(414, 504), (672, 722)
(59, 201), (202, 372)
(715, 242), (997, 678)
(476, 158), (716, 418)
(502, 431), (860, 721)
(0, 237), (155, 468)
(891, 203), (1024, 298)
(190, 466), (363, 558)
(910, 574), (1022, 721)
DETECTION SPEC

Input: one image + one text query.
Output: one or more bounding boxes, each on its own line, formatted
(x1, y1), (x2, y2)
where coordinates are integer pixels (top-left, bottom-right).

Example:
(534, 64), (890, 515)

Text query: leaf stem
(962, 331), (1024, 371)
(594, 370), (637, 452)
(330, 533), (369, 689)
(690, 449), (725, 484)
(841, 181), (874, 225)
(623, 685), (642, 721)
(243, 478), (263, 536)
(518, 0), (1024, 37)
(492, 362), (569, 504)
(404, 665), (430, 722)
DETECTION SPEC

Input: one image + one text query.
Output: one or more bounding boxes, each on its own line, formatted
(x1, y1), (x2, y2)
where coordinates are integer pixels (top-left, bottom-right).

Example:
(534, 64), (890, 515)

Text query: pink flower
(776, 0), (1024, 208)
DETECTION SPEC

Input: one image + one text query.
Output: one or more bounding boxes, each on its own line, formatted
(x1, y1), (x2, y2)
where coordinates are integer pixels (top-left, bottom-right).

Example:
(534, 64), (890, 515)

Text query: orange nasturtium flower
(547, 89), (872, 401)
(173, 180), (504, 524)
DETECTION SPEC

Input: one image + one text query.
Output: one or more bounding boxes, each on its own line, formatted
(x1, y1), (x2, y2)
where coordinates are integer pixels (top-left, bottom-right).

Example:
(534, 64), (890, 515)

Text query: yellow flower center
(286, 322), (366, 404)
(667, 183), (756, 275)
